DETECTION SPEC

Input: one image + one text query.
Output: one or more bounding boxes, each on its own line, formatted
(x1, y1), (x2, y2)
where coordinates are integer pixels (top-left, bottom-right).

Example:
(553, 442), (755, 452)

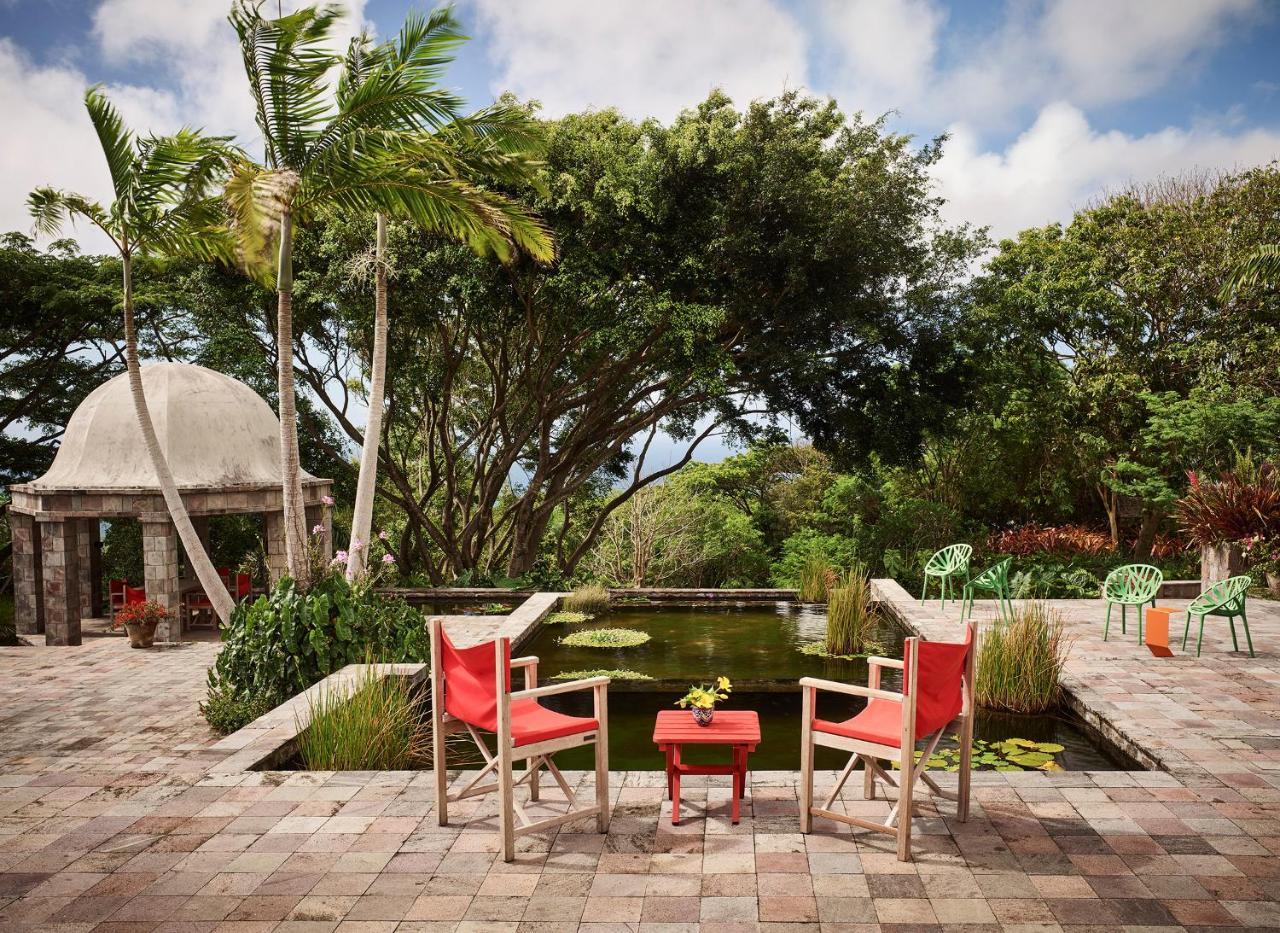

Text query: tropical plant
(562, 584), (609, 614)
(824, 566), (877, 655)
(28, 87), (237, 624)
(1221, 243), (1280, 298)
(224, 2), (549, 588)
(559, 628), (649, 648)
(296, 665), (425, 770)
(974, 602), (1071, 714)
(338, 9), (553, 579)
(1177, 463), (1280, 547)
(676, 676), (732, 710)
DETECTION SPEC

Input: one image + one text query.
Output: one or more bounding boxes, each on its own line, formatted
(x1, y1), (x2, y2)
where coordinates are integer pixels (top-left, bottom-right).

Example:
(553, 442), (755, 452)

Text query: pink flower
(311, 524), (324, 536)
(321, 495), (335, 506)
(378, 530), (389, 541)
(332, 550), (348, 565)
(351, 538), (364, 551)
(381, 553), (396, 564)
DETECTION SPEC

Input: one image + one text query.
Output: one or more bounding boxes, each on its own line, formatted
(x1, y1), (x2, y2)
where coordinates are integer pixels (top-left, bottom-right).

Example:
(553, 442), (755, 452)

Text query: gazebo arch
(9, 363), (333, 645)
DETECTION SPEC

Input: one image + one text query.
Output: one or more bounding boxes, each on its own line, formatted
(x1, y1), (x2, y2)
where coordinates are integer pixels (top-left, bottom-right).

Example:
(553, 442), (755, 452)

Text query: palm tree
(225, 1), (552, 586)
(339, 9), (554, 579)
(1221, 245), (1280, 299)
(29, 87), (238, 625)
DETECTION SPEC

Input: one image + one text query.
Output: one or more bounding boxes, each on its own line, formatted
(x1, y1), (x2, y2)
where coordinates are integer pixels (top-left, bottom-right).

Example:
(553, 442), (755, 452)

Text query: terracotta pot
(1267, 572), (1280, 597)
(124, 620), (157, 649)
(692, 707), (715, 727)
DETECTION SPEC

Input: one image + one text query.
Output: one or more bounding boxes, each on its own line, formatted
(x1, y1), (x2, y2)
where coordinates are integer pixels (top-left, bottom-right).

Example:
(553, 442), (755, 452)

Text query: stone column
(11, 513), (43, 635)
(77, 519), (99, 621)
(265, 511), (287, 582)
(1201, 543), (1245, 590)
(40, 519), (81, 646)
(142, 520), (181, 642)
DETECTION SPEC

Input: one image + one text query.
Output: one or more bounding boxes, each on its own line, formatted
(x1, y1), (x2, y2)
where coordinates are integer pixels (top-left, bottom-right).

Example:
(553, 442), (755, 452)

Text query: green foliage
(917, 737), (1065, 772)
(547, 610), (594, 624)
(202, 575), (429, 734)
(200, 684), (273, 736)
(562, 585), (610, 614)
(797, 555), (832, 603)
(825, 567), (877, 656)
(296, 667), (424, 771)
(0, 595), (16, 646)
(975, 603), (1071, 714)
(1177, 463), (1280, 547)
(550, 668), (652, 682)
(771, 530), (860, 588)
(559, 628), (650, 649)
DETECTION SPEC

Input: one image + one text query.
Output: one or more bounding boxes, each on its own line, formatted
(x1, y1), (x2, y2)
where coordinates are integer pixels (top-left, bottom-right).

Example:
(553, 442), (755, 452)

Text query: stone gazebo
(9, 363), (333, 645)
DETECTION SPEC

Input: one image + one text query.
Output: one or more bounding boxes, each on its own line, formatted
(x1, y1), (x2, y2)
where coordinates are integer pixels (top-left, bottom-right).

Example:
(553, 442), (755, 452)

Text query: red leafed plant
(1176, 464), (1280, 547)
(112, 600), (169, 630)
(987, 524), (1114, 557)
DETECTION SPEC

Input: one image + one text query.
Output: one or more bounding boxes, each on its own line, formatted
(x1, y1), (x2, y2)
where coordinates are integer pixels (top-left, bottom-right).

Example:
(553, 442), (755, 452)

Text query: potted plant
(113, 599), (169, 648)
(676, 676), (732, 726)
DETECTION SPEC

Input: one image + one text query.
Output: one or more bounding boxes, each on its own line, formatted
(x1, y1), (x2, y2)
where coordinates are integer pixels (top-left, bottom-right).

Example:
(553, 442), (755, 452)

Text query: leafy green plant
(296, 667), (424, 771)
(476, 602), (510, 616)
(203, 575), (430, 734)
(200, 684), (274, 735)
(798, 639), (883, 660)
(550, 668), (652, 681)
(975, 602), (1071, 714)
(797, 554), (832, 603)
(825, 567), (877, 655)
(547, 610), (594, 624)
(563, 584), (610, 614)
(559, 628), (650, 648)
(913, 736), (1065, 772)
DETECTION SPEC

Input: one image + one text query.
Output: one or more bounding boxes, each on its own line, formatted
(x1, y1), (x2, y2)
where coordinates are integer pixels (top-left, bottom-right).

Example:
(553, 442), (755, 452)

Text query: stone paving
(3, 595), (1280, 931)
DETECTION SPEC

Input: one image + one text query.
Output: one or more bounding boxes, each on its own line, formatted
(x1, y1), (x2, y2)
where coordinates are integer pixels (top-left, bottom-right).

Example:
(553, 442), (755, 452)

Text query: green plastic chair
(1183, 575), (1253, 657)
(961, 556), (1013, 621)
(920, 544), (972, 609)
(1102, 564), (1163, 642)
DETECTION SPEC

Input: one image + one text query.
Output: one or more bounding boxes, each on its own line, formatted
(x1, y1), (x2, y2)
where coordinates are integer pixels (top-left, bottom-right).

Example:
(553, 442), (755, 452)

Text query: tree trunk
(1097, 483), (1120, 546)
(121, 255), (235, 624)
(275, 211), (311, 588)
(347, 213), (388, 580)
(1133, 508), (1162, 560)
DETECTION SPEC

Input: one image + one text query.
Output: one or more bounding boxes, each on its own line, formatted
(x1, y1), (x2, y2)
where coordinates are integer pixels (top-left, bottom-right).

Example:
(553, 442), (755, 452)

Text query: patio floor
(2, 595), (1280, 931)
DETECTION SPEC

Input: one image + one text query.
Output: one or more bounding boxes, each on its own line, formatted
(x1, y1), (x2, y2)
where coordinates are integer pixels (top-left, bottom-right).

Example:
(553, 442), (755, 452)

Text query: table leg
(731, 746), (742, 824)
(671, 746), (681, 826)
(664, 746), (673, 800)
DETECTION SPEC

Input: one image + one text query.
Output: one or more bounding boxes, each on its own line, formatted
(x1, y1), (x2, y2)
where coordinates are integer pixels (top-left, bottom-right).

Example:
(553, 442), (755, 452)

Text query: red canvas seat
(800, 622), (976, 862)
(431, 619), (611, 862)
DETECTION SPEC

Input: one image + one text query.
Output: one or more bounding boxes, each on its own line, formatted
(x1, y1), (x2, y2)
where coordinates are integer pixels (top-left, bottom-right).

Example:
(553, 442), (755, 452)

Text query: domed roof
(33, 363), (316, 490)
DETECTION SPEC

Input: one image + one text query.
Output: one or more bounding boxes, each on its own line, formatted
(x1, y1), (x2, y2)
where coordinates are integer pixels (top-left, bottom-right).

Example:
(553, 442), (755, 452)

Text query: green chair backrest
(1189, 575), (1252, 614)
(1102, 564), (1163, 603)
(925, 544), (972, 575)
(971, 556), (1012, 587)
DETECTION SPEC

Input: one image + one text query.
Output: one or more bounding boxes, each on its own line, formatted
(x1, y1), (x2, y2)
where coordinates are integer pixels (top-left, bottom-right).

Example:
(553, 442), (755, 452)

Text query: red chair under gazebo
(799, 622), (976, 861)
(429, 618), (611, 861)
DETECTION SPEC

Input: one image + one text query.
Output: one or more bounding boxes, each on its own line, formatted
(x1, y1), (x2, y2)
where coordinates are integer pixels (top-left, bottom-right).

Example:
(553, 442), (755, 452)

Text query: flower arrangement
(676, 676), (732, 725)
(112, 599), (169, 630)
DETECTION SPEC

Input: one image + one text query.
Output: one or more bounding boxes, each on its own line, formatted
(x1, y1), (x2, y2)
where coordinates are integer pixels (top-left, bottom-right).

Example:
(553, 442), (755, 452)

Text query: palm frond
(27, 187), (114, 243)
(1221, 244), (1280, 299)
(84, 86), (137, 199)
(224, 159), (298, 284)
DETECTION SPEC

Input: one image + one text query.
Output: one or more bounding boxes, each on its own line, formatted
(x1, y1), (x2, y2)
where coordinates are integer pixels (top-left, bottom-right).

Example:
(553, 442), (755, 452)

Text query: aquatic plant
(296, 667), (424, 771)
(914, 736), (1065, 772)
(563, 584), (610, 614)
(797, 554), (832, 603)
(824, 566), (876, 655)
(975, 602), (1071, 714)
(477, 603), (510, 616)
(559, 627), (650, 648)
(550, 668), (653, 681)
(547, 610), (594, 624)
(798, 639), (883, 660)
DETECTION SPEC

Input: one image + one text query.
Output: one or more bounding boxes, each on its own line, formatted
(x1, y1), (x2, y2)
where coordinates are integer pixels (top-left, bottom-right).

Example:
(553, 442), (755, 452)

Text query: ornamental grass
(798, 555), (833, 603)
(974, 602), (1072, 715)
(824, 566), (876, 655)
(296, 667), (425, 771)
(563, 584), (610, 614)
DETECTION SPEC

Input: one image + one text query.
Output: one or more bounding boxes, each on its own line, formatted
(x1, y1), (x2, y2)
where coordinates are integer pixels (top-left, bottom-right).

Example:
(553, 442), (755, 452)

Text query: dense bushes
(202, 574), (429, 734)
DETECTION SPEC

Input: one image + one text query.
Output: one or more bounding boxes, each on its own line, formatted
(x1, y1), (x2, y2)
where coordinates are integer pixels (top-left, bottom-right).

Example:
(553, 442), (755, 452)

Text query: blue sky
(2, 0), (1277, 464)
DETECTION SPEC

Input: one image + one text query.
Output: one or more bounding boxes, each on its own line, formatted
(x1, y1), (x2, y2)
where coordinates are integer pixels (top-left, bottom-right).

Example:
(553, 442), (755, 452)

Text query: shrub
(559, 628), (650, 648)
(1177, 464), (1280, 546)
(296, 667), (424, 771)
(975, 602), (1071, 714)
(771, 530), (860, 588)
(0, 596), (18, 646)
(988, 524), (1113, 557)
(203, 575), (429, 734)
(200, 683), (273, 735)
(563, 584), (610, 614)
(825, 567), (877, 656)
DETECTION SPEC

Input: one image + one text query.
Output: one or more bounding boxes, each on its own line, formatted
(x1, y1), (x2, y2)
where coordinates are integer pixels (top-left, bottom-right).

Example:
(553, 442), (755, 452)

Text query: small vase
(1267, 572), (1280, 597)
(124, 621), (157, 649)
(692, 707), (715, 727)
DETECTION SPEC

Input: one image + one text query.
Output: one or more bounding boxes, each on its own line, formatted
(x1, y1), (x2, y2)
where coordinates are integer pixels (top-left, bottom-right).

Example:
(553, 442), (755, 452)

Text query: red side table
(652, 710), (760, 825)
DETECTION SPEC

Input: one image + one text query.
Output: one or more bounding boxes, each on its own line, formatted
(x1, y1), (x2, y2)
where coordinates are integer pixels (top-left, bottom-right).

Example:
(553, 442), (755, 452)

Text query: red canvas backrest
(109, 580), (126, 605)
(234, 573), (252, 599)
(439, 625), (510, 732)
(903, 624), (973, 737)
(124, 585), (147, 606)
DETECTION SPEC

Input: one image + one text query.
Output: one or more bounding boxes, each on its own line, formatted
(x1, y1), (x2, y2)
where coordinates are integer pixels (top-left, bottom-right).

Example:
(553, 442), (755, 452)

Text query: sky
(2, 0), (1278, 463)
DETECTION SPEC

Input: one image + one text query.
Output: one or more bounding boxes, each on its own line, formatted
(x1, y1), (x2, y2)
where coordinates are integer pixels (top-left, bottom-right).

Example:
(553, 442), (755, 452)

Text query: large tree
(279, 91), (979, 581)
(28, 87), (238, 623)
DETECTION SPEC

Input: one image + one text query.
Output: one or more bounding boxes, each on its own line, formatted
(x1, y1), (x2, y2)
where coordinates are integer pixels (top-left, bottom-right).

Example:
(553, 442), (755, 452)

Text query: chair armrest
(867, 656), (903, 670)
(511, 656), (538, 689)
(511, 655), (539, 670)
(799, 676), (902, 704)
(509, 676), (609, 702)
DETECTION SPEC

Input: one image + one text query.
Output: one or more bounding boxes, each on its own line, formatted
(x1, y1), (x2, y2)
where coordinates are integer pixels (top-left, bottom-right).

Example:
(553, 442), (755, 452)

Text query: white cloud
(471, 0), (809, 119)
(932, 102), (1280, 241)
(818, 0), (1261, 130)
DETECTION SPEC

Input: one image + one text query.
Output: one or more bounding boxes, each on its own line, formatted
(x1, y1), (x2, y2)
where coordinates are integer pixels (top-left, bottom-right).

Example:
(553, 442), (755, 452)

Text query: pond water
(523, 603), (1135, 772)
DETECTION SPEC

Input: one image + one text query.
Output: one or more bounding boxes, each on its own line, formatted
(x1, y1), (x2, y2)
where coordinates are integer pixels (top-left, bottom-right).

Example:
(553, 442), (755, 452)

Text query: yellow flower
(716, 676), (732, 692)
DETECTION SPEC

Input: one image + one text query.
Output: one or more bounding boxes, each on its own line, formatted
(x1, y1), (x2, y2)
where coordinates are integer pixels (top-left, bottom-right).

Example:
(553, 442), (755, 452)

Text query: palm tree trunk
(275, 210), (312, 588)
(121, 254), (235, 625)
(347, 213), (388, 580)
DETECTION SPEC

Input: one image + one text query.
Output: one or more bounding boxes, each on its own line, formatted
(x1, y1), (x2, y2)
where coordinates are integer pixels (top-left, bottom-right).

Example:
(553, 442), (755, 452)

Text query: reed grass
(563, 584), (610, 614)
(824, 566), (876, 655)
(975, 602), (1072, 714)
(798, 555), (833, 603)
(296, 667), (425, 771)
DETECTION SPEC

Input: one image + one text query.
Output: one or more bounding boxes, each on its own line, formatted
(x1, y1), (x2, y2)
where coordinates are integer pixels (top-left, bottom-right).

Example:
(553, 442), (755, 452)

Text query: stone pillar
(265, 511), (287, 582)
(11, 513), (43, 635)
(1201, 543), (1246, 590)
(142, 520), (181, 642)
(77, 519), (98, 621)
(40, 519), (81, 646)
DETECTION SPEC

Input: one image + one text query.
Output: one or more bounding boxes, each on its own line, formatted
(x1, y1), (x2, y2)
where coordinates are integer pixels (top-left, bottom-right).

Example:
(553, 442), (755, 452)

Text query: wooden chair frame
(799, 625), (975, 861)
(430, 618), (610, 862)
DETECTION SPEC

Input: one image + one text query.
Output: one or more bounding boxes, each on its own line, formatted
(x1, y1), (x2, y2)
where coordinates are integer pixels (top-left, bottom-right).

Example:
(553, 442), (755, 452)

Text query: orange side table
(1145, 606), (1176, 657)
(653, 710), (760, 825)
